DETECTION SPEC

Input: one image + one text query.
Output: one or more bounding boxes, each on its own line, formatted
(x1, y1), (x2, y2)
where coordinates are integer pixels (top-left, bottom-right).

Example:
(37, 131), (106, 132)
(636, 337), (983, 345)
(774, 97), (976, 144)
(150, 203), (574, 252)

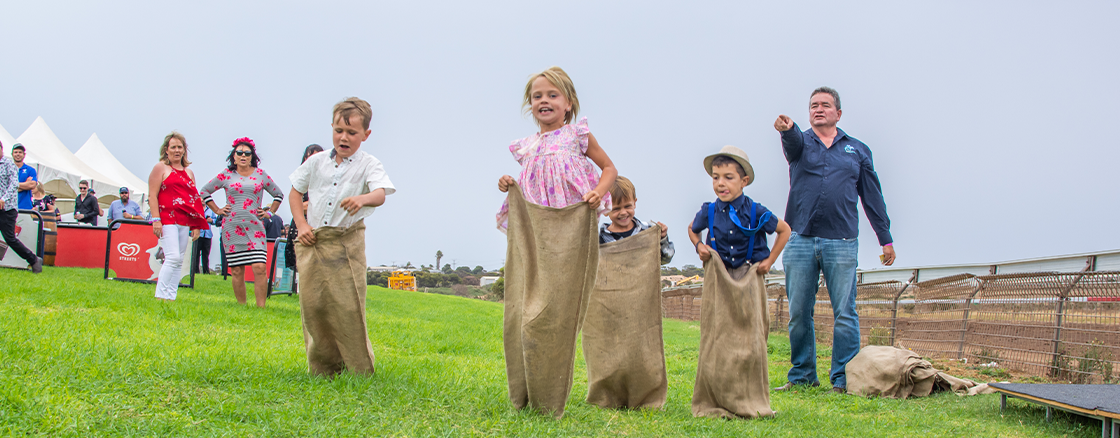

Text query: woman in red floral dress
(200, 137), (284, 308)
(146, 131), (208, 301)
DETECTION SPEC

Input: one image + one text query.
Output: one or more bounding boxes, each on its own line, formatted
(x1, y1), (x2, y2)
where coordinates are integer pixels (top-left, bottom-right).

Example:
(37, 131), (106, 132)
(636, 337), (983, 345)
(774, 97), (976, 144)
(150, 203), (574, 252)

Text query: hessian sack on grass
(295, 222), (377, 376)
(502, 183), (599, 419)
(582, 225), (668, 409)
(691, 258), (775, 419)
(846, 345), (992, 398)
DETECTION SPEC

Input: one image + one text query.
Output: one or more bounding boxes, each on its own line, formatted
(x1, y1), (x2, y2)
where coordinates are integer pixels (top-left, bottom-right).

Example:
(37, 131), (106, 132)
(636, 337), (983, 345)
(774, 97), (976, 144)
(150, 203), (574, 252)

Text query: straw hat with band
(703, 145), (755, 186)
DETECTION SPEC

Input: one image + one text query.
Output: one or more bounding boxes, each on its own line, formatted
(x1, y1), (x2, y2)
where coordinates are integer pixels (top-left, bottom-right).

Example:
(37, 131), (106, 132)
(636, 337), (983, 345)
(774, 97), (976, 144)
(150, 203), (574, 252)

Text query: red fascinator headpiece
(233, 137), (256, 148)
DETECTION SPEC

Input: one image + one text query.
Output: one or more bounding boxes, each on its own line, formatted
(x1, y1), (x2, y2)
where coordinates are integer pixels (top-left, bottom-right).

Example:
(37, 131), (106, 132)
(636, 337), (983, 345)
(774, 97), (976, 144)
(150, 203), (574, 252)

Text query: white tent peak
(0, 123), (15, 149)
(75, 133), (149, 198)
(16, 116), (124, 211)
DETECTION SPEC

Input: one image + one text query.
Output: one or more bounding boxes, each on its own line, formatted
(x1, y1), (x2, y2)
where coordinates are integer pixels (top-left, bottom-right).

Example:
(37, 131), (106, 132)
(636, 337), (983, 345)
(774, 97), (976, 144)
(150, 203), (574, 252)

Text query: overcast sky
(2, 0), (1117, 272)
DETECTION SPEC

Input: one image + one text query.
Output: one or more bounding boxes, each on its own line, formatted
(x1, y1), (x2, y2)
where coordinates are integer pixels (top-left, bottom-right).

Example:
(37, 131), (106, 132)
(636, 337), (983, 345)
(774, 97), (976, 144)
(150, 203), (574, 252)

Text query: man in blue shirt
(11, 144), (37, 210)
(106, 187), (143, 224)
(0, 141), (42, 273)
(773, 87), (895, 394)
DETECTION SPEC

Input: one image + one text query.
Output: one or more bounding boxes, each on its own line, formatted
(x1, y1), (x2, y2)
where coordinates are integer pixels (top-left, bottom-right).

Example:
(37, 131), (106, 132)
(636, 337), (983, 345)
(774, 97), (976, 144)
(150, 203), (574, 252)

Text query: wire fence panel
(768, 283), (786, 332)
(894, 274), (980, 360)
(855, 280), (908, 347)
(1052, 271), (1120, 383)
(661, 266), (1120, 382)
(964, 273), (1065, 376)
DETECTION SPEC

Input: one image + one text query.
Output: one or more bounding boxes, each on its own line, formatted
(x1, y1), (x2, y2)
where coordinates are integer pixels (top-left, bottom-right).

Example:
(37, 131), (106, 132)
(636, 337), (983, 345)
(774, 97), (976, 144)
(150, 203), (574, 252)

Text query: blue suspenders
(707, 201), (772, 263)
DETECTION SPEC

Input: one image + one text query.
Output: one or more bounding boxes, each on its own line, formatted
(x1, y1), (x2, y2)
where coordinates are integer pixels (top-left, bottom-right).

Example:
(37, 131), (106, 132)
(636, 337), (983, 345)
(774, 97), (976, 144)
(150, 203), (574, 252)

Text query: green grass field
(0, 267), (1099, 437)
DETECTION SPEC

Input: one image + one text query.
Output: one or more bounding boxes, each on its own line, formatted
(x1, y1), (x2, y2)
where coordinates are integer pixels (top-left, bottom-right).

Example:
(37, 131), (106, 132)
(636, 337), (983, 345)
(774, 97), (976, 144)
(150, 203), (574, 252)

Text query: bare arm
(687, 224), (712, 263)
(147, 163), (166, 237)
(583, 133), (617, 209)
(289, 187), (315, 246)
(756, 219), (791, 273)
(18, 178), (36, 190)
(339, 188), (385, 215)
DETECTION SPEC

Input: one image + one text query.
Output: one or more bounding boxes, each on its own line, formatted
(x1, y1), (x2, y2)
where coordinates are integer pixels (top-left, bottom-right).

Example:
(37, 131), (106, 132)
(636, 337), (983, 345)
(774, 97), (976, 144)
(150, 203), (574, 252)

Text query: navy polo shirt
(781, 123), (893, 246)
(691, 194), (779, 269)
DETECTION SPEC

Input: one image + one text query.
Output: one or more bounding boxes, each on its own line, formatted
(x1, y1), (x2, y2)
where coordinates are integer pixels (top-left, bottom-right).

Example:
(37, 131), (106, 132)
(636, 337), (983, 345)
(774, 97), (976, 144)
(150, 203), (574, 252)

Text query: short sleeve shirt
(691, 194), (779, 268)
(17, 164), (36, 209)
(106, 199), (142, 223)
(290, 150), (395, 229)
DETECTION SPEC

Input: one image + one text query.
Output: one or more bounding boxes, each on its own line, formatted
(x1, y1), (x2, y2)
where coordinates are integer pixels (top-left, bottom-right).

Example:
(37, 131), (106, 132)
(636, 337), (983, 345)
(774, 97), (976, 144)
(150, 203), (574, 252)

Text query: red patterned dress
(157, 168), (208, 230)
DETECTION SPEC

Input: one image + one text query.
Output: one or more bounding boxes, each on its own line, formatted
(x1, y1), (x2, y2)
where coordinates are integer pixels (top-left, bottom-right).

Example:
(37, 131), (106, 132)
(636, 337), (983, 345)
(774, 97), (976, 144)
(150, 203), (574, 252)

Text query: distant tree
(472, 265), (484, 275)
(421, 272), (443, 288)
(462, 275), (479, 286)
(436, 250), (443, 270)
(661, 266), (682, 276)
(442, 263), (453, 274)
(403, 261), (414, 269)
(456, 266), (471, 275)
(681, 264), (704, 277)
(491, 277), (505, 300)
(366, 271), (388, 287)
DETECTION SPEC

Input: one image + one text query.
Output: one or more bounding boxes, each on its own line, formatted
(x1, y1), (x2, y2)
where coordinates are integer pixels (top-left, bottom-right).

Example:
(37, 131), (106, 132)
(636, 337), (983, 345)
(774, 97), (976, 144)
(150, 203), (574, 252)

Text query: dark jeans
(0, 208), (37, 265)
(193, 236), (212, 274)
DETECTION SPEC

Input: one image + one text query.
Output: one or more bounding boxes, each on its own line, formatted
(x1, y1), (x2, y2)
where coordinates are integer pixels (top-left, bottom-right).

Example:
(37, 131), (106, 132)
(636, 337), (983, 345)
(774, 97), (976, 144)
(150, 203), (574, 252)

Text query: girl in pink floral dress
(200, 137), (285, 307)
(496, 66), (618, 231)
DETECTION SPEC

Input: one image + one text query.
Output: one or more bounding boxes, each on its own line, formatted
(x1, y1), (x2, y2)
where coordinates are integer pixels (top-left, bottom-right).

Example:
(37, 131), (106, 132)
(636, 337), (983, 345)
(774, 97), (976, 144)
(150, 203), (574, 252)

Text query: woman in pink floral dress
(200, 137), (285, 308)
(496, 66), (617, 231)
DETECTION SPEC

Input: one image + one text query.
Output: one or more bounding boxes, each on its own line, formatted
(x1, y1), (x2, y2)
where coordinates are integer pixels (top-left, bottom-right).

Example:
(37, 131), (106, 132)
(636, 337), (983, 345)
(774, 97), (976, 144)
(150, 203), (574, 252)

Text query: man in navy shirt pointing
(773, 87), (895, 394)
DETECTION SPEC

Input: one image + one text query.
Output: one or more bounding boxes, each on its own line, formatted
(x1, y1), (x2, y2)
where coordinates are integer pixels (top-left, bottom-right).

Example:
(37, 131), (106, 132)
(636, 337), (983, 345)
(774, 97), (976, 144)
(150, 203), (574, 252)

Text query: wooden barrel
(40, 211), (58, 266)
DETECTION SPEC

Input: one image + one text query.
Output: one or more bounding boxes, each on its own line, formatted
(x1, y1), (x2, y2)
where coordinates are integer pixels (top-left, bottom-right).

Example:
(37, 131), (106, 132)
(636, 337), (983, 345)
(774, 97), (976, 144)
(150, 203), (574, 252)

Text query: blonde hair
(159, 131), (191, 167)
(333, 97), (373, 130)
(609, 175), (636, 203)
(522, 66), (580, 125)
(33, 181), (45, 197)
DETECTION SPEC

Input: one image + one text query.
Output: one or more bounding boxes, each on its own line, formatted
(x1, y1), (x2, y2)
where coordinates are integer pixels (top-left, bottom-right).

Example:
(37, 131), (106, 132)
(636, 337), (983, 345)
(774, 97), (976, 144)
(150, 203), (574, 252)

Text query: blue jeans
(783, 232), (860, 388)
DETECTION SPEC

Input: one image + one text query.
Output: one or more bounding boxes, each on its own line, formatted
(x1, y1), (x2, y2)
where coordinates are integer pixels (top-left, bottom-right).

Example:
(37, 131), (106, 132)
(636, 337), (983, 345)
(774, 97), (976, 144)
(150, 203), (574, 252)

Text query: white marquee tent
(0, 124), (16, 150)
(75, 133), (149, 209)
(16, 117), (126, 216)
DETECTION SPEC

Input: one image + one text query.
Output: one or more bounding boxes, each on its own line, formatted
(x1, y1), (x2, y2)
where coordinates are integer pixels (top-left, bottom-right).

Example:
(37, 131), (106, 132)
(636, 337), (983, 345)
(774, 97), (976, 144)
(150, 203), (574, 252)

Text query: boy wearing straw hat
(687, 146), (790, 277)
(685, 145), (790, 419)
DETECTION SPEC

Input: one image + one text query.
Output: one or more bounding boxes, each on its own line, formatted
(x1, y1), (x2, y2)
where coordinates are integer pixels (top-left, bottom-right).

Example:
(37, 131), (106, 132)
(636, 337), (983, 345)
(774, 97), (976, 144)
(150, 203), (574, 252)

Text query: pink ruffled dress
(496, 117), (611, 231)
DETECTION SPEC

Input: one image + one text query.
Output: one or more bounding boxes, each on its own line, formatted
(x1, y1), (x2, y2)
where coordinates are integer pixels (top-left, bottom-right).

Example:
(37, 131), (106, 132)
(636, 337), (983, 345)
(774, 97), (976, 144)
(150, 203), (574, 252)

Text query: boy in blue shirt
(688, 146), (790, 278)
(686, 145), (791, 419)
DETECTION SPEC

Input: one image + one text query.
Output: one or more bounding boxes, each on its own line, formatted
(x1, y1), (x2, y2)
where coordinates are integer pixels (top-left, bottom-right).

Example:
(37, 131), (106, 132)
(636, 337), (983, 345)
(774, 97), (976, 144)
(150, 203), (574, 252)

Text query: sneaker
(832, 386), (846, 394)
(30, 257), (43, 274)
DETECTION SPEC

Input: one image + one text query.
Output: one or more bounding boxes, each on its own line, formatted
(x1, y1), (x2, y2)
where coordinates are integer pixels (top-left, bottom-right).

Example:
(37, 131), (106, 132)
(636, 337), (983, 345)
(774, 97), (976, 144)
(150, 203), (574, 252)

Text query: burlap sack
(295, 222), (376, 377)
(582, 225), (668, 409)
(503, 183), (599, 419)
(691, 258), (774, 419)
(846, 345), (986, 398)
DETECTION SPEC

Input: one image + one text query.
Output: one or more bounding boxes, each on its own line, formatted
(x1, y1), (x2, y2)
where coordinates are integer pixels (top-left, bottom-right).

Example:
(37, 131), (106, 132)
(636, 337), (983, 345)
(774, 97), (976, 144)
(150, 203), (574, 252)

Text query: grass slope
(0, 267), (1099, 437)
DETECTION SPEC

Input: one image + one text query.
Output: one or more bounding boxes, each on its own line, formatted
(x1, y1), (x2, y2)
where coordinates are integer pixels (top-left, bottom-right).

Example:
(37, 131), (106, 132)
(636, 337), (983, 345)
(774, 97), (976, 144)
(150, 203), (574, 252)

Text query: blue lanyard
(707, 201), (772, 262)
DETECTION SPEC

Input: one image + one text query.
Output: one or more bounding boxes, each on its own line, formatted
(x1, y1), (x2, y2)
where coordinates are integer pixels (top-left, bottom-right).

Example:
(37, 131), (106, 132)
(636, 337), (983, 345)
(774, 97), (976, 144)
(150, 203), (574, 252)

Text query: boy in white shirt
(289, 97), (395, 377)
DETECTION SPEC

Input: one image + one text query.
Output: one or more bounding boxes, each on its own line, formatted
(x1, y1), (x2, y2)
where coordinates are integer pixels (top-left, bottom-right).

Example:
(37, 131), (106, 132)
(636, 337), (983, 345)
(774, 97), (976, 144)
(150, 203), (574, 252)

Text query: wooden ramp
(991, 383), (1120, 438)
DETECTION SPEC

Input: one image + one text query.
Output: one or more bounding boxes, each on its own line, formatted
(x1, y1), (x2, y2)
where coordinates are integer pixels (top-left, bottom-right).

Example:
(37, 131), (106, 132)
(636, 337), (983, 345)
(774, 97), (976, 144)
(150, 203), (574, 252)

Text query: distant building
(480, 276), (500, 286)
(368, 266), (400, 272)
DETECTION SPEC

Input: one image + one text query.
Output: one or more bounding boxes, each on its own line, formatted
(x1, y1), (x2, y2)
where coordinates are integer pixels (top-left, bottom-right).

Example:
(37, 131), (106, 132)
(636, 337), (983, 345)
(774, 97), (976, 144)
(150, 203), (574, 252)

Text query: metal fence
(662, 251), (1120, 383)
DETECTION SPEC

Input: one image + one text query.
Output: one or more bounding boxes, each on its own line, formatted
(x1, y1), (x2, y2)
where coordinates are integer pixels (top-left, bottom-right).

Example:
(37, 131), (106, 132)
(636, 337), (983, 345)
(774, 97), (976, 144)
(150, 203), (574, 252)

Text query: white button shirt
(290, 149), (395, 229)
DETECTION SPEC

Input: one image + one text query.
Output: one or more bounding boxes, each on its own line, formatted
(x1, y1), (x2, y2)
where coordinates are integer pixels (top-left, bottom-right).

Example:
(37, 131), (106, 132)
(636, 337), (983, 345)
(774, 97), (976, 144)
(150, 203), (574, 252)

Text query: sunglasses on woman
(235, 151), (253, 157)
